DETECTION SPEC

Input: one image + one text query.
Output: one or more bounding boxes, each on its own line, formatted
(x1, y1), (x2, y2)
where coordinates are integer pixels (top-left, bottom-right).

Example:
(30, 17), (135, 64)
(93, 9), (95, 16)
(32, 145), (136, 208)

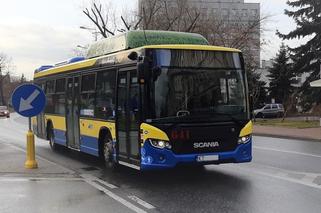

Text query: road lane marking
(223, 164), (321, 190)
(80, 174), (117, 189)
(253, 146), (321, 158)
(128, 195), (155, 209)
(0, 177), (83, 182)
(83, 178), (147, 213)
(246, 167), (321, 190)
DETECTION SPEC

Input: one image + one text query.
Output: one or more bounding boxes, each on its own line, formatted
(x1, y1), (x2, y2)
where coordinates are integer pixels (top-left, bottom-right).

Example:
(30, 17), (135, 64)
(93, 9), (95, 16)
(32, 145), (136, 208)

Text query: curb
(253, 133), (321, 143)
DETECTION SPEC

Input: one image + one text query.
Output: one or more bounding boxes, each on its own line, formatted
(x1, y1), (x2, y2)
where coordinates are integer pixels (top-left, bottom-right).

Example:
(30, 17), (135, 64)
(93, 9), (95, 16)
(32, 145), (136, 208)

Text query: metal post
(25, 117), (38, 169)
(28, 117), (32, 131)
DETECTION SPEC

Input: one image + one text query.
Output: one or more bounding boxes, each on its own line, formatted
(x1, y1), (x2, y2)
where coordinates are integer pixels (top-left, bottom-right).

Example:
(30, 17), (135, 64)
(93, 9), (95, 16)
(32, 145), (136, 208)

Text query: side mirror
(128, 51), (138, 61)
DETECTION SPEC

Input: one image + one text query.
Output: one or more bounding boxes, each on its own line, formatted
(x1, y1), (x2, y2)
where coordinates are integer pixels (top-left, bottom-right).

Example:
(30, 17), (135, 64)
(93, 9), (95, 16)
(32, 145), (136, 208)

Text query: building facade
(138, 0), (261, 66)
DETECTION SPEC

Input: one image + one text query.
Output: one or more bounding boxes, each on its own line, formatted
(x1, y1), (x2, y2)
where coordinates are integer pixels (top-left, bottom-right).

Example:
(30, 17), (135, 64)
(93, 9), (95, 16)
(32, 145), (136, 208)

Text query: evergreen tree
(277, 0), (321, 110)
(244, 51), (267, 109)
(247, 70), (267, 109)
(267, 44), (295, 104)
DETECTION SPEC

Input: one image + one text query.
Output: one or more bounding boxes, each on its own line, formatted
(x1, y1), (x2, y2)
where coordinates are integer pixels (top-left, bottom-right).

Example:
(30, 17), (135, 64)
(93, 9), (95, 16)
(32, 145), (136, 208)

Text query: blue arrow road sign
(11, 84), (46, 117)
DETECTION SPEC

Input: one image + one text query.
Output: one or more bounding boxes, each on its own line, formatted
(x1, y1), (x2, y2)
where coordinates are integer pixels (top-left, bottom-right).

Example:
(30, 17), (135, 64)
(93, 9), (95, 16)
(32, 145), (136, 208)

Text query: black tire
(48, 127), (59, 151)
(257, 112), (263, 118)
(103, 136), (117, 170)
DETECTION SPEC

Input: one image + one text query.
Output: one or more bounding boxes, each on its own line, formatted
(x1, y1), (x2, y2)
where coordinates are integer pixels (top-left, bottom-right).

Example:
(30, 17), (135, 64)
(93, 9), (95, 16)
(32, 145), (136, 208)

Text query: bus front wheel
(103, 136), (117, 170)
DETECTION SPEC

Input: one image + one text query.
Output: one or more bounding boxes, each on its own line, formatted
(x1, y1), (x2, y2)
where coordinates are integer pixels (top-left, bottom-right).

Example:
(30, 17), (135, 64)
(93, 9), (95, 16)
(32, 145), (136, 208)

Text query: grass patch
(254, 118), (319, 129)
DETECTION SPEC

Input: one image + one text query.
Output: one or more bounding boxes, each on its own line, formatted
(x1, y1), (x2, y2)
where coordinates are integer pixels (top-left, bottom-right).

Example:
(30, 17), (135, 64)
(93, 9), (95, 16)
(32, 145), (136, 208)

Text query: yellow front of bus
(139, 46), (252, 170)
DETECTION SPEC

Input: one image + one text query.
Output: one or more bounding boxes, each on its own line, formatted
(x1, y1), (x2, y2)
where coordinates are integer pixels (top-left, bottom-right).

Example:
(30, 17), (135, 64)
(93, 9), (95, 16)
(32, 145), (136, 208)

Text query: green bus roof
(86, 30), (209, 58)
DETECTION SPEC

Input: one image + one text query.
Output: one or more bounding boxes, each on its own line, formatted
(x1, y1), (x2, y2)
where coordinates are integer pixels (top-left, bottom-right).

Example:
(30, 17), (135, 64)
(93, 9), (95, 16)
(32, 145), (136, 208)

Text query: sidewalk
(253, 125), (321, 142)
(0, 142), (134, 213)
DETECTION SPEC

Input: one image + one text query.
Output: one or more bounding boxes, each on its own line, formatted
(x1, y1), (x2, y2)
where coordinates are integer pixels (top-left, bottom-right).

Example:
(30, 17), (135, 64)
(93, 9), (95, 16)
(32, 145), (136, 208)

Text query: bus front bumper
(140, 140), (252, 170)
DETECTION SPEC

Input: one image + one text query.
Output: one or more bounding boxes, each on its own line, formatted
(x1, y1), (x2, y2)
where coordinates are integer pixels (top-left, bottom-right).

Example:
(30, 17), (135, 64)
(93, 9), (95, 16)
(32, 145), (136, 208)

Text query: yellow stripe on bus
(34, 59), (97, 79)
(143, 44), (241, 52)
(45, 114), (66, 131)
(79, 119), (116, 140)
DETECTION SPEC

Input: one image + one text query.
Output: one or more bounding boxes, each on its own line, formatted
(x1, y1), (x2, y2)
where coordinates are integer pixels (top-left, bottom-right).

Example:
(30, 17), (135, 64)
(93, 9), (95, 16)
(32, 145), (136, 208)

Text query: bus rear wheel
(48, 128), (59, 151)
(103, 136), (117, 170)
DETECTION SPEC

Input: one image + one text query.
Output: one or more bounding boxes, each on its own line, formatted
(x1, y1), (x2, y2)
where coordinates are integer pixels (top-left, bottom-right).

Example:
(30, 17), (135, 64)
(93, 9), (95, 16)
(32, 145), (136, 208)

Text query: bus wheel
(103, 136), (117, 170)
(49, 128), (59, 151)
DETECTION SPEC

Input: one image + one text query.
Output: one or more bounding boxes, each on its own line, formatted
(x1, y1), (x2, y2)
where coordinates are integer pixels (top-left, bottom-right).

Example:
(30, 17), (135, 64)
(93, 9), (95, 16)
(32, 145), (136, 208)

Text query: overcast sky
(0, 0), (303, 79)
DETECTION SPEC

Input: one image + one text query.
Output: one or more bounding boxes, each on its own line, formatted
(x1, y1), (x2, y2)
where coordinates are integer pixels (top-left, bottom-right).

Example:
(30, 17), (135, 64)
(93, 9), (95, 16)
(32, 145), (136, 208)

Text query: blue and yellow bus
(33, 30), (252, 170)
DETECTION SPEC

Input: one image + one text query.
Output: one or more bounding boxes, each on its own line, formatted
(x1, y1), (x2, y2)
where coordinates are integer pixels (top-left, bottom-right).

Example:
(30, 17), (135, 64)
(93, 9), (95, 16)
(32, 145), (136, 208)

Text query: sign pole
(11, 84), (46, 170)
(25, 117), (38, 169)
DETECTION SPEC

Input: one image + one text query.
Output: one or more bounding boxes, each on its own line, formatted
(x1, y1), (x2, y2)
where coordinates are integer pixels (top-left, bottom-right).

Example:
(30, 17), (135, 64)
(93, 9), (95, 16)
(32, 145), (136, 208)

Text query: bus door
(116, 68), (140, 165)
(66, 76), (81, 149)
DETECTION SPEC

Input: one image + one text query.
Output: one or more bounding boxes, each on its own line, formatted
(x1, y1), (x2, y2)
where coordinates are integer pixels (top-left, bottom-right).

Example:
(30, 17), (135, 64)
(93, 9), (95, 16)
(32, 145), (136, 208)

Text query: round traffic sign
(11, 84), (46, 117)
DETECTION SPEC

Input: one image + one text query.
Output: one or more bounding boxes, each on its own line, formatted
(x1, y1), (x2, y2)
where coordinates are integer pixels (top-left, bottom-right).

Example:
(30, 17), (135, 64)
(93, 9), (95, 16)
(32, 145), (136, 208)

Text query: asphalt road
(1, 114), (321, 213)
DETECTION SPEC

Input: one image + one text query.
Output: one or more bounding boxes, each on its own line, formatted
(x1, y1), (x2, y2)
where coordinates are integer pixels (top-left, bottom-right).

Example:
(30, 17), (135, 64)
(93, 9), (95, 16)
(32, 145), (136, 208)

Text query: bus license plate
(196, 155), (219, 162)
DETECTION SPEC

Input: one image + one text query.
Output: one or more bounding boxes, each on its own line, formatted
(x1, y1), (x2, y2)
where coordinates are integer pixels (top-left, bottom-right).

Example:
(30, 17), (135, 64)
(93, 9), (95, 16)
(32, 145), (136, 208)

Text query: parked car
(253, 103), (284, 118)
(0, 106), (10, 118)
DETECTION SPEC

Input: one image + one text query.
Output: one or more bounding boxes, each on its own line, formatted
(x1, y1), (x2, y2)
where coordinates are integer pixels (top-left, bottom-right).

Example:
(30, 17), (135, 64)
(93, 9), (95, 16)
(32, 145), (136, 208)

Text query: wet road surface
(1, 114), (321, 213)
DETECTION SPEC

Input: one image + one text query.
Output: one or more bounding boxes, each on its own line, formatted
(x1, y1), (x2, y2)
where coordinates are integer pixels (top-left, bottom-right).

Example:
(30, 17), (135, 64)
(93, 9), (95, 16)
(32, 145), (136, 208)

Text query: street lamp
(79, 26), (99, 41)
(77, 45), (88, 49)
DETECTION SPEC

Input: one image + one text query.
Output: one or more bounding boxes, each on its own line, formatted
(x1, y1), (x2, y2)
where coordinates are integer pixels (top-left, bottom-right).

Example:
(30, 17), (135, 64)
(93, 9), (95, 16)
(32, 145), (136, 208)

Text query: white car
(253, 104), (284, 118)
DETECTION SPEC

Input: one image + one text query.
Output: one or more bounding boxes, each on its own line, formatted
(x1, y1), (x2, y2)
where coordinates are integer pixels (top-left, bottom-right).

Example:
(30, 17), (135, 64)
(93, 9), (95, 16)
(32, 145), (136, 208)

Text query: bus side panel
(45, 114), (67, 146)
(79, 119), (116, 157)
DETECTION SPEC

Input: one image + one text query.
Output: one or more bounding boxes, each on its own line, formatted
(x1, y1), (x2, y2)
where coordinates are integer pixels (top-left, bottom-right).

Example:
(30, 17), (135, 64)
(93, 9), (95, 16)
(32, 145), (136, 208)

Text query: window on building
(251, 9), (258, 17)
(232, 9), (237, 17)
(212, 8), (218, 15)
(202, 8), (208, 16)
(222, 9), (229, 17)
(242, 9), (248, 17)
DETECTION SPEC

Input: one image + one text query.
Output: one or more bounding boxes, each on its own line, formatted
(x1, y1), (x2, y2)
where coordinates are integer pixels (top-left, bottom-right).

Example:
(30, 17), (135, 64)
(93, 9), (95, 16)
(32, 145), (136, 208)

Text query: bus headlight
(149, 139), (171, 149)
(238, 135), (251, 144)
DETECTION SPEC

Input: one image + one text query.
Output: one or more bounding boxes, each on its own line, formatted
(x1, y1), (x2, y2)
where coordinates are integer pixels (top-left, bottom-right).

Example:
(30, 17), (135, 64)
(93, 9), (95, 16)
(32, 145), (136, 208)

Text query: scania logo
(193, 142), (220, 148)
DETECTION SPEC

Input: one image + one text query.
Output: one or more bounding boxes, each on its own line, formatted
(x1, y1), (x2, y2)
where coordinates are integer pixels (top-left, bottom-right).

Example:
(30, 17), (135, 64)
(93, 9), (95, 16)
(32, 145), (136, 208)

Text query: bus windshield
(151, 49), (248, 122)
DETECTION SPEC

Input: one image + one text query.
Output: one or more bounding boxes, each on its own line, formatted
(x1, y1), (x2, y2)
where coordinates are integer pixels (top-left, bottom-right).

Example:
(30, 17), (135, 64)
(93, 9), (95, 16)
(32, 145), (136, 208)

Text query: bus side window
(96, 70), (116, 120)
(45, 80), (55, 113)
(80, 74), (96, 117)
(53, 78), (66, 115)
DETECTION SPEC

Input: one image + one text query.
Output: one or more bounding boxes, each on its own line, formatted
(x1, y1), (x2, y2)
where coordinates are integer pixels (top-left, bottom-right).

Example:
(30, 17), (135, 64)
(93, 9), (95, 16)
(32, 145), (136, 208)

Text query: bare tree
(137, 0), (201, 32)
(83, 1), (117, 38)
(0, 53), (11, 105)
(82, 0), (270, 109)
(82, 0), (201, 37)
